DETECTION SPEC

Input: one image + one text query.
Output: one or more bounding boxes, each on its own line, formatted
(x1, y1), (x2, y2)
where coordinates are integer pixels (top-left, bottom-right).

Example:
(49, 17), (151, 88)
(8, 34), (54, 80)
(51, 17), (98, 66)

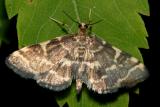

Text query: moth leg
(49, 17), (72, 34)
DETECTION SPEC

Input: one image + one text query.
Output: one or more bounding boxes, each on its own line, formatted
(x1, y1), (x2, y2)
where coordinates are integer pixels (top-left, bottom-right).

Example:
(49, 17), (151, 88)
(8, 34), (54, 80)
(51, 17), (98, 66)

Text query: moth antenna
(88, 19), (103, 26)
(49, 17), (72, 34)
(63, 11), (80, 24)
(49, 17), (64, 25)
(88, 8), (92, 24)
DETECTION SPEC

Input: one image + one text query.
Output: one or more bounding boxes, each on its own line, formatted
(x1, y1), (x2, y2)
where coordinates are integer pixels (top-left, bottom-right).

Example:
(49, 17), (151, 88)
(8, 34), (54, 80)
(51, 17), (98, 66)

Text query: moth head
(79, 23), (89, 30)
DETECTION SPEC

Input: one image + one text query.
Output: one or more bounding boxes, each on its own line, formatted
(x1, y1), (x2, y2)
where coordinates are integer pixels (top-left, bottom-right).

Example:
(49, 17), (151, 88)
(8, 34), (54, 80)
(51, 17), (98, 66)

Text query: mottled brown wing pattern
(6, 43), (53, 78)
(82, 36), (149, 94)
(6, 35), (77, 91)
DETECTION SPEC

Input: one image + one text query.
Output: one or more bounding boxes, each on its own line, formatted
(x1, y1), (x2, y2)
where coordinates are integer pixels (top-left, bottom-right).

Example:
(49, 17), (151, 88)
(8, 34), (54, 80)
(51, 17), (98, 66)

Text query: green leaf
(56, 83), (129, 107)
(5, 0), (149, 107)
(5, 0), (22, 19)
(0, 0), (9, 46)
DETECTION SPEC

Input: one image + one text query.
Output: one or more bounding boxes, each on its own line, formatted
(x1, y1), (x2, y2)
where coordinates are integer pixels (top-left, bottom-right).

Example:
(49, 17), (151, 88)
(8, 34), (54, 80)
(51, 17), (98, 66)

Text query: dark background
(0, 0), (159, 107)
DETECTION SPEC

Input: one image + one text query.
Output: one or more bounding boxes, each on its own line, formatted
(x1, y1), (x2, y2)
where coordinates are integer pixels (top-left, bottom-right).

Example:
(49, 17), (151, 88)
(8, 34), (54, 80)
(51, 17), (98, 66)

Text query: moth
(6, 14), (149, 94)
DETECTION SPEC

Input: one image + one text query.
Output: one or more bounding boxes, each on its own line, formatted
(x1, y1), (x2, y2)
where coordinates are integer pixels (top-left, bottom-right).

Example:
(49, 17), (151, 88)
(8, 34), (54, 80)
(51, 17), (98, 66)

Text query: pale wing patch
(112, 46), (122, 60)
(105, 64), (117, 71)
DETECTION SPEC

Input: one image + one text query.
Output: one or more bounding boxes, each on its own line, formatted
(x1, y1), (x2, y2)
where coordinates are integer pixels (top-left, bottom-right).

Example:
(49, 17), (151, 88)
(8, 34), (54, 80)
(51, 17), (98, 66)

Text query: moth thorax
(73, 47), (86, 60)
(78, 47), (85, 55)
